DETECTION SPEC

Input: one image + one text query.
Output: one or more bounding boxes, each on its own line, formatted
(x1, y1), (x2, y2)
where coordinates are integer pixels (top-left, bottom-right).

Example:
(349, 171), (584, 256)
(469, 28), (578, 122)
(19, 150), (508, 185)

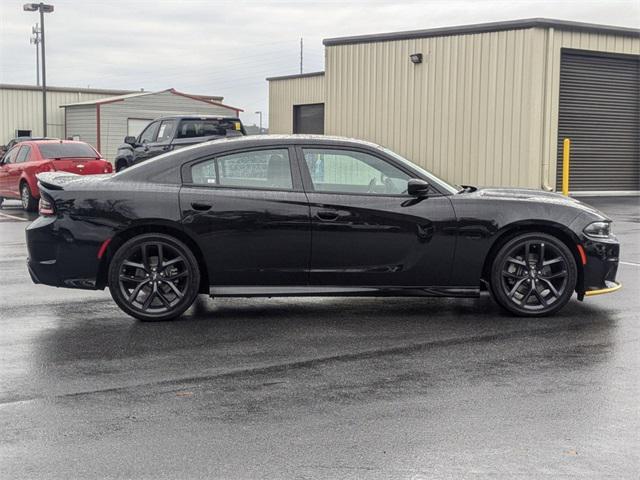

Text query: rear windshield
(39, 143), (97, 159)
(176, 119), (243, 138)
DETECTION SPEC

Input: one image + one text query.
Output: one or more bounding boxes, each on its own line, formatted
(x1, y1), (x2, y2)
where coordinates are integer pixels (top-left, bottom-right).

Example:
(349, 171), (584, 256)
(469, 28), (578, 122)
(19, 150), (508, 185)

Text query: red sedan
(0, 140), (112, 211)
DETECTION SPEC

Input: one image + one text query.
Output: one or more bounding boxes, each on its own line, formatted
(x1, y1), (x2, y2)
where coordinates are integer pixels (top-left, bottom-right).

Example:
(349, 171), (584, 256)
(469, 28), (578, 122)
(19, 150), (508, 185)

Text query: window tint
(15, 146), (31, 163)
(303, 148), (410, 195)
(38, 143), (97, 159)
(139, 121), (159, 143)
(156, 120), (177, 143)
(191, 159), (217, 185)
(2, 146), (20, 164)
(191, 149), (292, 190)
(177, 119), (242, 139)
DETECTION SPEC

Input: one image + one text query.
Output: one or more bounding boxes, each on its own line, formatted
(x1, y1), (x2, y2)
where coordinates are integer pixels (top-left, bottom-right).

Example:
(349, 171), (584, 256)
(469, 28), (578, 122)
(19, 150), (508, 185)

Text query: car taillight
(104, 163), (113, 173)
(42, 163), (56, 172)
(39, 196), (56, 216)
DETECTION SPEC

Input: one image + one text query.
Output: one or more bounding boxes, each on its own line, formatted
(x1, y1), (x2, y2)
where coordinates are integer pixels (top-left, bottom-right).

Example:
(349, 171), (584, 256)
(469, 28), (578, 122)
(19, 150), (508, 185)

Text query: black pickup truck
(114, 115), (246, 171)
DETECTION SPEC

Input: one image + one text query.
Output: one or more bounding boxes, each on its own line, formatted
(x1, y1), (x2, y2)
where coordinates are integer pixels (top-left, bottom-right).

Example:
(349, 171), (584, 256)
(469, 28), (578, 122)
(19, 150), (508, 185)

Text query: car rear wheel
(490, 232), (577, 316)
(115, 160), (128, 172)
(20, 183), (37, 212)
(108, 233), (200, 321)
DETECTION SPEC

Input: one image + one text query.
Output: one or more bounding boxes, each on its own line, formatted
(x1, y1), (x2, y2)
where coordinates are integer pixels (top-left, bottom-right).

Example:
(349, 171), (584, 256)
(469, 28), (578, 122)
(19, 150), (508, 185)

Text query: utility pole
(254, 111), (263, 134)
(300, 37), (303, 74)
(23, 3), (54, 137)
(30, 24), (41, 86)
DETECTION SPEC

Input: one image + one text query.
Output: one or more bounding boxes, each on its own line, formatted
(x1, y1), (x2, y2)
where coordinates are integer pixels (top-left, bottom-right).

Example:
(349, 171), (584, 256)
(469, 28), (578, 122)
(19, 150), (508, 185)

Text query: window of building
(293, 104), (324, 134)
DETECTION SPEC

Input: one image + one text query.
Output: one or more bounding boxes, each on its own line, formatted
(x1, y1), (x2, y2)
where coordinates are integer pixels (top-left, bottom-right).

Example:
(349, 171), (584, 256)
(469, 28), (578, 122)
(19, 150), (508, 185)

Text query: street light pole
(24, 3), (54, 137)
(254, 111), (263, 134)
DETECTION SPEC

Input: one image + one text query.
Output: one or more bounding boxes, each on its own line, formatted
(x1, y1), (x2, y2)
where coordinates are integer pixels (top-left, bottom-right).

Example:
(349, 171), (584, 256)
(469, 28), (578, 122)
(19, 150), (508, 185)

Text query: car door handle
(316, 210), (340, 221)
(191, 202), (212, 211)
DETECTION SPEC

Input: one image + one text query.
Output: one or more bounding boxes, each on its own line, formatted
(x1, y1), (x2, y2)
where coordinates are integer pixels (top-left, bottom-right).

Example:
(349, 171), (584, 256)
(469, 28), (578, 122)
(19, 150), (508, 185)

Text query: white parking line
(0, 211), (28, 221)
(620, 261), (640, 267)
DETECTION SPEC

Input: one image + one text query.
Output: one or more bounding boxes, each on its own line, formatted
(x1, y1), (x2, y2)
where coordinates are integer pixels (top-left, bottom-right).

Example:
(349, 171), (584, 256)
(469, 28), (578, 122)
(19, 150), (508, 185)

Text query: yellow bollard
(562, 138), (570, 196)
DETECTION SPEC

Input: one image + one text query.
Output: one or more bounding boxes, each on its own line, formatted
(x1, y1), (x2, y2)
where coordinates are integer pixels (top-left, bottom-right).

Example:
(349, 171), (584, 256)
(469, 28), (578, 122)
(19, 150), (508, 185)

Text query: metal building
(0, 83), (134, 145)
(268, 19), (640, 194)
(62, 89), (242, 162)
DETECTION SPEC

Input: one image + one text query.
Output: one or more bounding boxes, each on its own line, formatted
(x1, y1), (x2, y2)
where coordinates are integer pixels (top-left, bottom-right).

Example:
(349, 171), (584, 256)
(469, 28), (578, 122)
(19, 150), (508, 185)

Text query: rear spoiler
(37, 172), (81, 190)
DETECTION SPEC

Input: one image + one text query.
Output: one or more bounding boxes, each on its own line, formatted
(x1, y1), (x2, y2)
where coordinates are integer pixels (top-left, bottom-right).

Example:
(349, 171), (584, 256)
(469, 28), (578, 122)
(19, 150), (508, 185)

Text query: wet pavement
(0, 197), (638, 479)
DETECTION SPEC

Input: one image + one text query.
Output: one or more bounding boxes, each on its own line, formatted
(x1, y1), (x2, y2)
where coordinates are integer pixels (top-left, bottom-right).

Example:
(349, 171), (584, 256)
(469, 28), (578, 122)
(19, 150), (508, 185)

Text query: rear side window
(38, 143), (97, 159)
(190, 149), (292, 190)
(177, 119), (243, 138)
(15, 145), (31, 163)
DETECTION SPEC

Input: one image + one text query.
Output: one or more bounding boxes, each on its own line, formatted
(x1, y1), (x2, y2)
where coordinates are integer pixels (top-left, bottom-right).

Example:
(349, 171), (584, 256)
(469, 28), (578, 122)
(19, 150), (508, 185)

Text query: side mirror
(407, 178), (431, 196)
(124, 136), (137, 146)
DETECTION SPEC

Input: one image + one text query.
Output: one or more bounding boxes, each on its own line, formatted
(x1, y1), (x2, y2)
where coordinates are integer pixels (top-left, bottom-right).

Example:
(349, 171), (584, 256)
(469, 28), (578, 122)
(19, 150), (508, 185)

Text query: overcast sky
(1, 0), (638, 127)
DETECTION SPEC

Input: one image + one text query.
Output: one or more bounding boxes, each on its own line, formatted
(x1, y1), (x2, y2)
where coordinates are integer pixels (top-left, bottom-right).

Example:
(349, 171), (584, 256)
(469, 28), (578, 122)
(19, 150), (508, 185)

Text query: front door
(297, 146), (457, 287)
(180, 146), (311, 286)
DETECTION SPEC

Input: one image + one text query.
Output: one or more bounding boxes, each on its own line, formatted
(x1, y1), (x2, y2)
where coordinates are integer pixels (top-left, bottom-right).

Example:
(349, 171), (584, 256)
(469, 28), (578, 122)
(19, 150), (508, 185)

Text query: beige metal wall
(323, 28), (639, 189)
(268, 74), (325, 134)
(0, 86), (127, 145)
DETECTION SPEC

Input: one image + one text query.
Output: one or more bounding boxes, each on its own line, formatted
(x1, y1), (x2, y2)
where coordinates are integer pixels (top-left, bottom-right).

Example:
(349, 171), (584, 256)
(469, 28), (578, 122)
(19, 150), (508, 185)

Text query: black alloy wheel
(490, 232), (577, 316)
(21, 183), (37, 211)
(108, 233), (200, 321)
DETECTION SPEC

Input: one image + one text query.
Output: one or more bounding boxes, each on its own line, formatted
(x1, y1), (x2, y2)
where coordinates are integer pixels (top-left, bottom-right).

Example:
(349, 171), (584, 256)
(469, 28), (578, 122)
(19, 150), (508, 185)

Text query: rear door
(179, 145), (311, 286)
(297, 146), (456, 287)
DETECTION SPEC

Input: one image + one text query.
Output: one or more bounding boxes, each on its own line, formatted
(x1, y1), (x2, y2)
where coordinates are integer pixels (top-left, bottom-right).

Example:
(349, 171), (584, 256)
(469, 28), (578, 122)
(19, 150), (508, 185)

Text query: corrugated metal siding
(322, 27), (639, 189)
(555, 51), (639, 192)
(268, 74), (325, 134)
(324, 29), (544, 187)
(65, 105), (97, 146)
(98, 91), (238, 161)
(0, 87), (117, 144)
(540, 29), (640, 190)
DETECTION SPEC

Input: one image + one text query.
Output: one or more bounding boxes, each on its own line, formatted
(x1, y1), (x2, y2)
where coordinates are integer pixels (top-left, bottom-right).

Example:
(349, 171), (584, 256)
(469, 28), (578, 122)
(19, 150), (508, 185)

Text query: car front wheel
(21, 183), (38, 211)
(490, 232), (577, 316)
(108, 233), (200, 321)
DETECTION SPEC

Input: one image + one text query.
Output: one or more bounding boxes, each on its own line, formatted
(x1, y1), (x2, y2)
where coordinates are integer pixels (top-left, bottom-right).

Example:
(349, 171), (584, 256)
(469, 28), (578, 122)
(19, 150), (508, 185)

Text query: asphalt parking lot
(0, 196), (638, 479)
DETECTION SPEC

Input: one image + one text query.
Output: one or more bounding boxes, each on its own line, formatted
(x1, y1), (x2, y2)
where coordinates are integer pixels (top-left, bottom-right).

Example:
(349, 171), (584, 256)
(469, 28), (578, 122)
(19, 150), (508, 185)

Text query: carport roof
(323, 18), (640, 46)
(60, 88), (242, 112)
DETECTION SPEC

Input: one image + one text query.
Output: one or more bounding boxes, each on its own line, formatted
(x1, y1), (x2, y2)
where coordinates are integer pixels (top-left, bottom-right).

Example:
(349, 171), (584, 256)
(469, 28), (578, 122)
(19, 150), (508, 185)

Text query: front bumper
(580, 235), (621, 298)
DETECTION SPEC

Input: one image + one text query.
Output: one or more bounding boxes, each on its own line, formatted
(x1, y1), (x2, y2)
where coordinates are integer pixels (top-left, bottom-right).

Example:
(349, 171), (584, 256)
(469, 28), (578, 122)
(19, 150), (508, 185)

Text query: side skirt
(209, 286), (480, 298)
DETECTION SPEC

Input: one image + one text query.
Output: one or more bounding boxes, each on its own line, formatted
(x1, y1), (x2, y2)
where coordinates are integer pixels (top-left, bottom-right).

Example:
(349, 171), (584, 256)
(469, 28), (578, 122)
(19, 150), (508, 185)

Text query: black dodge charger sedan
(27, 135), (621, 321)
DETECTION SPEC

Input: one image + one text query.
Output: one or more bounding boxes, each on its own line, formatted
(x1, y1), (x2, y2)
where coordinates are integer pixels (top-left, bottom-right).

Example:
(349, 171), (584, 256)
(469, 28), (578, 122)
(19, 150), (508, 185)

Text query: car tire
(108, 233), (200, 321)
(490, 232), (577, 317)
(0, 196), (4, 208)
(115, 160), (128, 172)
(20, 182), (38, 212)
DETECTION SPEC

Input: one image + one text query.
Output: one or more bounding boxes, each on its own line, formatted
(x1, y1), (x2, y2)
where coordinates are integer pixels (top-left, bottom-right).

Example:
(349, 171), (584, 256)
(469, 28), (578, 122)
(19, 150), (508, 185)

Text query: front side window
(156, 120), (177, 143)
(190, 148), (292, 190)
(139, 121), (160, 144)
(2, 146), (21, 164)
(303, 148), (410, 195)
(15, 145), (31, 163)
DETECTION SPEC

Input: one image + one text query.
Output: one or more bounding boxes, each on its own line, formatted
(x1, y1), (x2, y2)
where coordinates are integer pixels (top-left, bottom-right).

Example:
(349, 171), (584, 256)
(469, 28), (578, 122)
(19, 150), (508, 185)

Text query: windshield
(39, 143), (98, 159)
(380, 147), (460, 194)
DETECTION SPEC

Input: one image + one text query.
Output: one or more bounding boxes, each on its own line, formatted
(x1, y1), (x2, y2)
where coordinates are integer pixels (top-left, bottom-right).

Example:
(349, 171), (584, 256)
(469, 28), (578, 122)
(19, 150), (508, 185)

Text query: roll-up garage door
(556, 50), (639, 193)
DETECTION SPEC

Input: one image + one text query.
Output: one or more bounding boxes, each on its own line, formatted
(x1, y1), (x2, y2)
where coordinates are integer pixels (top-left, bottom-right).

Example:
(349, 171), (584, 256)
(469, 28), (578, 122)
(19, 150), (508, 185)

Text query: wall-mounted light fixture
(409, 53), (423, 64)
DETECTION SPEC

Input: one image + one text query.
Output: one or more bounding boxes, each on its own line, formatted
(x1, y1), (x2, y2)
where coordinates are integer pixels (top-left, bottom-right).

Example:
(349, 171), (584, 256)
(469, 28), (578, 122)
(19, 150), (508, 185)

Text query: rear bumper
(26, 215), (103, 290)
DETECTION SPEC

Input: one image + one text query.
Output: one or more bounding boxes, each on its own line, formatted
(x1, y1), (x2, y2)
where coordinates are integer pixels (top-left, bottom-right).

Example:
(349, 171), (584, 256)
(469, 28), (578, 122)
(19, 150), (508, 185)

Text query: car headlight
(583, 221), (612, 239)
